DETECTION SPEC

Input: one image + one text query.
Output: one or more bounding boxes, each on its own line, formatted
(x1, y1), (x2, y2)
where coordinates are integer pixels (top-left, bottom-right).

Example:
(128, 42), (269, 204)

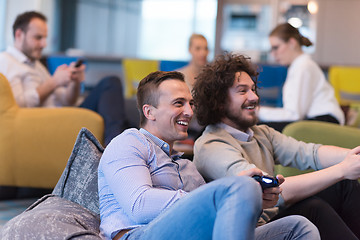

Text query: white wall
(313, 0), (360, 66)
(75, 0), (142, 57)
(218, 0), (360, 66)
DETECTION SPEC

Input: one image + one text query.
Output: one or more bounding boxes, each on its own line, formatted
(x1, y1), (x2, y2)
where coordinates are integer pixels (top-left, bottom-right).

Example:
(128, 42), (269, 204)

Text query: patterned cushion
(52, 127), (104, 215)
(0, 128), (104, 239)
(0, 195), (101, 239)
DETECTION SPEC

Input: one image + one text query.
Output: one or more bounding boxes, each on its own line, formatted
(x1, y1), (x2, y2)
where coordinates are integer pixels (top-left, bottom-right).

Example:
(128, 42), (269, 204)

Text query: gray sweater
(193, 124), (322, 223)
(194, 124), (322, 181)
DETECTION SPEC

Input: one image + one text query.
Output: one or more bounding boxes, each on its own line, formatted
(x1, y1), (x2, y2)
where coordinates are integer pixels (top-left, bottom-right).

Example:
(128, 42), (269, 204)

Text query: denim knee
(211, 176), (262, 210)
(258, 215), (320, 240)
(213, 176), (261, 194)
(283, 215), (320, 239)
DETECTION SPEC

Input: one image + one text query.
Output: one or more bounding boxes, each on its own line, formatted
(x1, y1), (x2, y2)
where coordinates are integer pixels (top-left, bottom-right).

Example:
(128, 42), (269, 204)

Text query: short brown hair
(137, 71), (185, 127)
(13, 11), (47, 37)
(193, 53), (258, 126)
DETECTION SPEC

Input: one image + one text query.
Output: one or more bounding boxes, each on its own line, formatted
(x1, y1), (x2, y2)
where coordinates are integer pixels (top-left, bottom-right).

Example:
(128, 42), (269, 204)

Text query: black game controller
(252, 175), (279, 191)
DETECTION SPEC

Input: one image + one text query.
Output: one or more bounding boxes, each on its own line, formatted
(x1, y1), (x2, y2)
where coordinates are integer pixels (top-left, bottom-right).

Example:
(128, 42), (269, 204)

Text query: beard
(21, 39), (42, 61)
(224, 107), (258, 131)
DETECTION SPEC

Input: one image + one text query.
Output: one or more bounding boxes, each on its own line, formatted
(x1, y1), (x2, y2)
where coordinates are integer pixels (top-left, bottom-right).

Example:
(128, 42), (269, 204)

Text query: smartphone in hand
(74, 59), (84, 68)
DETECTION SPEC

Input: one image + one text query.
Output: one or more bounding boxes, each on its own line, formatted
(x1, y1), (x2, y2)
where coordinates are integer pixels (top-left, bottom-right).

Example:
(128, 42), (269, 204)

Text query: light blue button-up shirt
(98, 128), (205, 240)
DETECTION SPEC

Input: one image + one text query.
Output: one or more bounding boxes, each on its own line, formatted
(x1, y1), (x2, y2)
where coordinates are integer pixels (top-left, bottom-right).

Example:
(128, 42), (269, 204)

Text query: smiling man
(193, 53), (360, 240)
(97, 71), (319, 240)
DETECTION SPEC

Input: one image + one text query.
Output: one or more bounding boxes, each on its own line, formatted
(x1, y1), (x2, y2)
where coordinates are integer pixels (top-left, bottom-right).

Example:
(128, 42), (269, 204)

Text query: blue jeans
(121, 176), (319, 240)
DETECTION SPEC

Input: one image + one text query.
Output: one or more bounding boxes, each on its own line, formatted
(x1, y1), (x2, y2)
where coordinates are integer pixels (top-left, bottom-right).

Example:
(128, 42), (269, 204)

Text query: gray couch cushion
(0, 128), (104, 239)
(52, 127), (104, 215)
(0, 195), (101, 239)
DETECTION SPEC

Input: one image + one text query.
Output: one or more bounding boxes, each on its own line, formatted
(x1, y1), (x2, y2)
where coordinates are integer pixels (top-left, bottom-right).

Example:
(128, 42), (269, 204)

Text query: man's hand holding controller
(254, 174), (284, 209)
(237, 168), (284, 209)
(252, 175), (279, 191)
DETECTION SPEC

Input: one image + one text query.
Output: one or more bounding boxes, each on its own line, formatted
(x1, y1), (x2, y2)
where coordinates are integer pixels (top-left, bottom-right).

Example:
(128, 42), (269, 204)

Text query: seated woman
(178, 33), (209, 92)
(177, 33), (209, 142)
(258, 23), (344, 132)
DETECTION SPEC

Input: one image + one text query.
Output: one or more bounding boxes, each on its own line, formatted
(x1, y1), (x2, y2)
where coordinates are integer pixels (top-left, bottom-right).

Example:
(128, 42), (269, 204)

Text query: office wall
(314, 0), (360, 66)
(74, 0), (141, 58)
(218, 0), (360, 66)
(3, 0), (360, 66)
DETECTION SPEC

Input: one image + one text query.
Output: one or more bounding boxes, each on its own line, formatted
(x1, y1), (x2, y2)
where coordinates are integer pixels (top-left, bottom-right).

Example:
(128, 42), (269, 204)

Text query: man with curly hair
(98, 70), (320, 240)
(193, 53), (360, 240)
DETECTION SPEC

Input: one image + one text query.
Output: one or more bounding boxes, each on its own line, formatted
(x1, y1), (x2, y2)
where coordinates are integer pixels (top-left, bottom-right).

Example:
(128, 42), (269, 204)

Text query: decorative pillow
(0, 194), (101, 239)
(52, 127), (104, 215)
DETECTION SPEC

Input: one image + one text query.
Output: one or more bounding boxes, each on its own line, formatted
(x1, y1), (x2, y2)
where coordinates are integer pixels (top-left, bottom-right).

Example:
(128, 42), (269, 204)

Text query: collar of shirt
(7, 46), (32, 64)
(217, 122), (254, 142)
(139, 128), (182, 159)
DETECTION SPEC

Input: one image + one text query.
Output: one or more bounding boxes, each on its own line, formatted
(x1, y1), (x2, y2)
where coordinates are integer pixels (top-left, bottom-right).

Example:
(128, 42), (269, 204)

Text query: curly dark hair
(192, 53), (259, 126)
(137, 71), (185, 127)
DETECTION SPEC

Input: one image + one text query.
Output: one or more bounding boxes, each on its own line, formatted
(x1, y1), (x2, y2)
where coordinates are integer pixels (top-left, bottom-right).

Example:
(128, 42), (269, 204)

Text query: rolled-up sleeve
(0, 53), (41, 107)
(20, 71), (42, 107)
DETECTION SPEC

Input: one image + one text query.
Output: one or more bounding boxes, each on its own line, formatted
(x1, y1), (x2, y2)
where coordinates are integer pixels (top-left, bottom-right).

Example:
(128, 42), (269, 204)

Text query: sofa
(0, 73), (104, 189)
(1, 128), (104, 239)
(3, 121), (360, 238)
(275, 120), (360, 177)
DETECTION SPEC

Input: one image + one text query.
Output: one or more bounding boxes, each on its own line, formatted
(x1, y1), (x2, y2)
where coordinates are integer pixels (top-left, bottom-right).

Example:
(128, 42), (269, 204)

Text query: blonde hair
(188, 33), (207, 49)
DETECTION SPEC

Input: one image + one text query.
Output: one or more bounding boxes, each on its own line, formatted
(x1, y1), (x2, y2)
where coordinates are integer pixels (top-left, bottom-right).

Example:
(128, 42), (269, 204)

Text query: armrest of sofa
(0, 107), (104, 189)
(282, 120), (360, 148)
(275, 120), (360, 177)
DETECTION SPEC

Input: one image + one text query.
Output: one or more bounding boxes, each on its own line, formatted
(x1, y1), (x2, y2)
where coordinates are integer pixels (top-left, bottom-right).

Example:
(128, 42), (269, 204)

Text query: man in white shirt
(0, 11), (129, 146)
